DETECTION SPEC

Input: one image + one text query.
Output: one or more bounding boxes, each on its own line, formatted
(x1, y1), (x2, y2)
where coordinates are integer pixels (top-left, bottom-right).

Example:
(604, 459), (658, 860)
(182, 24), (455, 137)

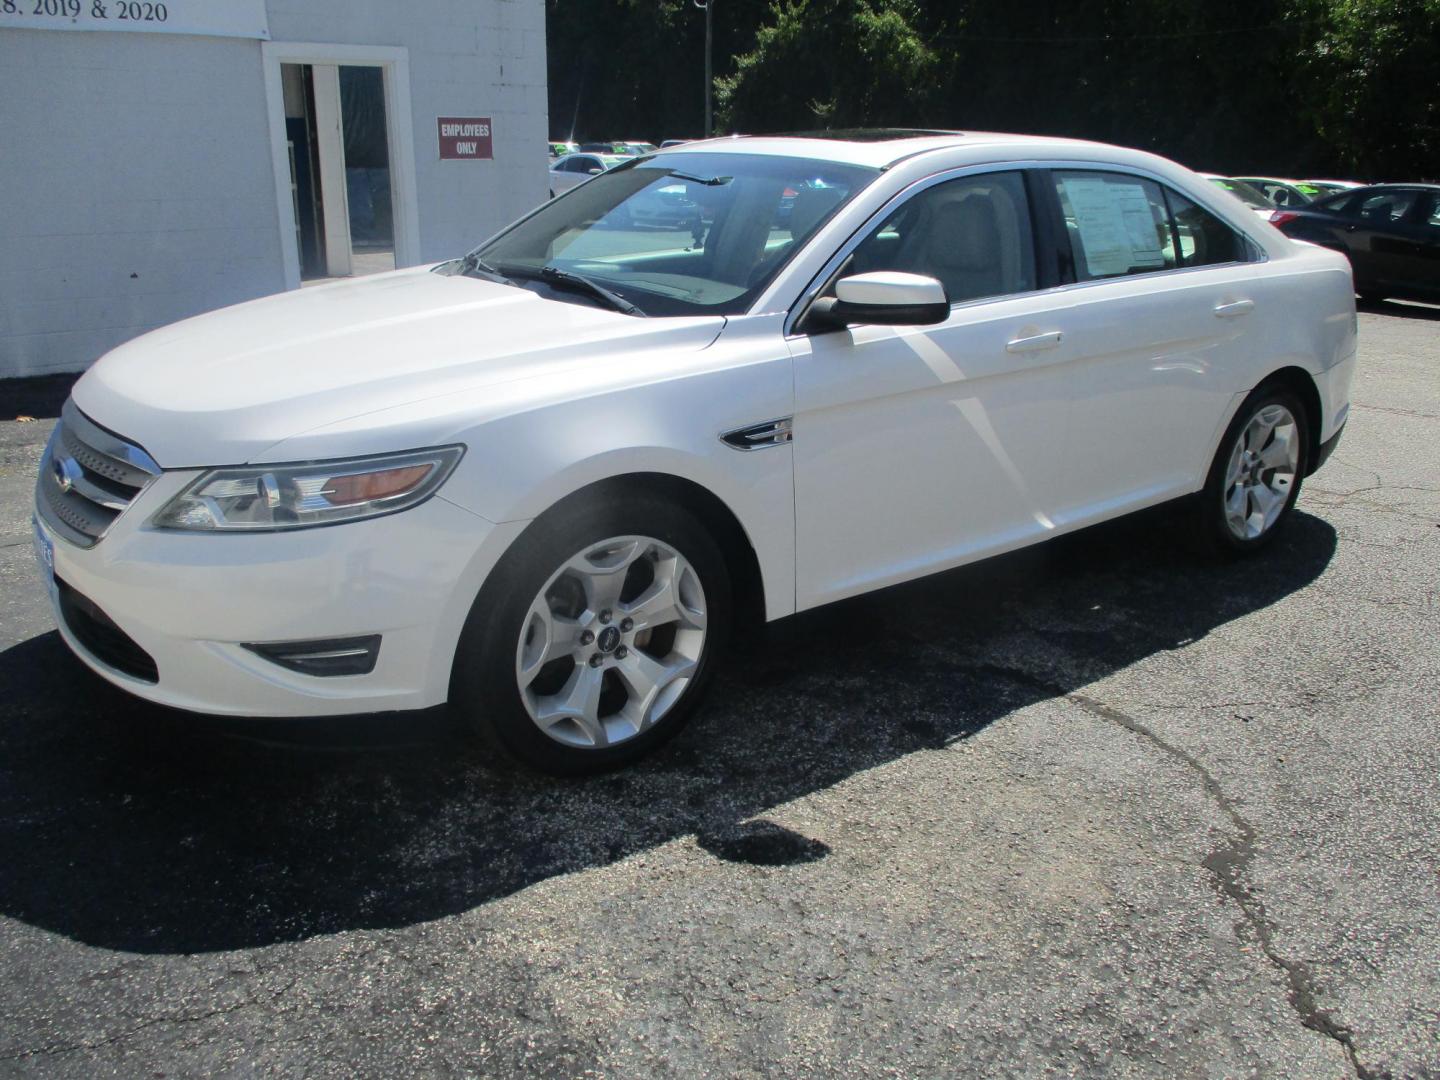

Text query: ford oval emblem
(52, 456), (74, 494)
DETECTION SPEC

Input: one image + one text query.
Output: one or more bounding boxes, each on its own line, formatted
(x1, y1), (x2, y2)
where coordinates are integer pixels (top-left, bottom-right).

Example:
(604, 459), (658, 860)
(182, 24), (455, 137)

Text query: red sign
(438, 117), (493, 160)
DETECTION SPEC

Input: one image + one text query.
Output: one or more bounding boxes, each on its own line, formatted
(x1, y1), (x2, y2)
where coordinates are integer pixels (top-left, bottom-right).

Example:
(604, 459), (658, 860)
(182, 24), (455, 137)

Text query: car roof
(658, 130), (1104, 168)
(1346, 183), (1440, 193)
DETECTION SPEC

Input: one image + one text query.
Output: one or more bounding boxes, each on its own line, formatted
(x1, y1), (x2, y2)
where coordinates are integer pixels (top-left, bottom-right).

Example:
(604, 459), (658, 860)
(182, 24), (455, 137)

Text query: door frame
(262, 41), (422, 289)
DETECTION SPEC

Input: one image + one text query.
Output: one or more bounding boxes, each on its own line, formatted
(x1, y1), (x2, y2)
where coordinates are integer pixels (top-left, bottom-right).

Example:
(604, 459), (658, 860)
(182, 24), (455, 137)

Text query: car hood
(72, 266), (726, 467)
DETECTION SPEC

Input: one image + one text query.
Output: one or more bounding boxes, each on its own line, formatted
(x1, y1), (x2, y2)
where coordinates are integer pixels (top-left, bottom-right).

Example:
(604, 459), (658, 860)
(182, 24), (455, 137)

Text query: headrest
(927, 197), (1000, 272)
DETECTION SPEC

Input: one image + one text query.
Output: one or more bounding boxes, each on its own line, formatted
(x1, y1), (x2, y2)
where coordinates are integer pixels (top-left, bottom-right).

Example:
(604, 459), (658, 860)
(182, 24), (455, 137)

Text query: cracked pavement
(0, 300), (1436, 1078)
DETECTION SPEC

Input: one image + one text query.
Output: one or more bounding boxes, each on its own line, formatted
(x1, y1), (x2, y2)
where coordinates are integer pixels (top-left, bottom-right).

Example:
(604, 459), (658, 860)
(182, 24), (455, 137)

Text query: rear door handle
(1005, 330), (1063, 353)
(1213, 299), (1255, 318)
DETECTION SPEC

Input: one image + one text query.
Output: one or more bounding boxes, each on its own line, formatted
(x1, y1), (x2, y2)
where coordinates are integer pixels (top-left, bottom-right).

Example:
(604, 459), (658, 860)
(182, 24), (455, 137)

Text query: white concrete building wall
(0, 30), (284, 378)
(0, 1), (548, 380)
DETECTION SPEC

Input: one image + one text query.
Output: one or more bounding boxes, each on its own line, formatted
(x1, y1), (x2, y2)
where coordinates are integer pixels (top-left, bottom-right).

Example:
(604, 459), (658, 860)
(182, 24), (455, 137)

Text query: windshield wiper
(495, 263), (645, 317)
(457, 251), (515, 285)
(668, 169), (731, 186)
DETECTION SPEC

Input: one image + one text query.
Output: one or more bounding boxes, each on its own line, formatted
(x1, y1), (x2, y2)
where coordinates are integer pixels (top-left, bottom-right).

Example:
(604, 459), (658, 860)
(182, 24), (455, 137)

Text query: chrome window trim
(780, 157), (1267, 338)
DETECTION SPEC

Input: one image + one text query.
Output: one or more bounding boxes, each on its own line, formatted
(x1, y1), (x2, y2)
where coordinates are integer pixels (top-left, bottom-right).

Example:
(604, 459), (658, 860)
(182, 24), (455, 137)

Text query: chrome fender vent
(721, 416), (793, 451)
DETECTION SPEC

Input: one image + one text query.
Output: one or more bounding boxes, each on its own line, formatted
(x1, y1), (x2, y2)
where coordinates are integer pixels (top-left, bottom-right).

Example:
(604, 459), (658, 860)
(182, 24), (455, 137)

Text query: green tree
(716, 0), (939, 131)
(1294, 0), (1440, 180)
(546, 0), (1439, 181)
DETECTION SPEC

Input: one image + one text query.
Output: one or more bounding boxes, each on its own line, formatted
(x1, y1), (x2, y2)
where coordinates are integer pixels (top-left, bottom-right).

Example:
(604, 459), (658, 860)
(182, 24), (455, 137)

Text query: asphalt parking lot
(0, 301), (1436, 1079)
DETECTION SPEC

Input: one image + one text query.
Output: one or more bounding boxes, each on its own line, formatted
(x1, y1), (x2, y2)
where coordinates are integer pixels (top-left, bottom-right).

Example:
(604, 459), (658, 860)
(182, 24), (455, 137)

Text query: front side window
(839, 171), (1037, 305)
(478, 153), (879, 317)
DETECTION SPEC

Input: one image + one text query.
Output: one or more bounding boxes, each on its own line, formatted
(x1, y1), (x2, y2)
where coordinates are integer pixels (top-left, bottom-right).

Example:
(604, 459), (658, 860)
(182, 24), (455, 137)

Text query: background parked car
(1199, 174), (1275, 218)
(1271, 183), (1440, 303)
(549, 152), (626, 196)
(1230, 177), (1317, 207)
(1301, 179), (1365, 197)
(549, 141), (579, 158)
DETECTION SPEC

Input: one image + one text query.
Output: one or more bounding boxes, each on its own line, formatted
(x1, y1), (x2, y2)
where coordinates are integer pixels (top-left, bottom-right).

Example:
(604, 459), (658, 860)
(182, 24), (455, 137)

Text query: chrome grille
(36, 401), (160, 548)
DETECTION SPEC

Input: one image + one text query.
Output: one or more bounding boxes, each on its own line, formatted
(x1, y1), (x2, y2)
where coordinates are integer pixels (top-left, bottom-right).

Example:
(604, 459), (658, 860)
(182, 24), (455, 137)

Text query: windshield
(475, 152), (880, 317)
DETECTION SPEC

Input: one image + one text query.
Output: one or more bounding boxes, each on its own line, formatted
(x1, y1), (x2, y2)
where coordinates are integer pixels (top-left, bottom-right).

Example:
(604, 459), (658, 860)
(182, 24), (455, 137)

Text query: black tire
(1197, 383), (1311, 553)
(450, 494), (732, 775)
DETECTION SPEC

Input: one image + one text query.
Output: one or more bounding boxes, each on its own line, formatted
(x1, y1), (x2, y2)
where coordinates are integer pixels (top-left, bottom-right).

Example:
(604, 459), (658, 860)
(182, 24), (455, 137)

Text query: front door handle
(1213, 299), (1255, 318)
(1005, 330), (1063, 353)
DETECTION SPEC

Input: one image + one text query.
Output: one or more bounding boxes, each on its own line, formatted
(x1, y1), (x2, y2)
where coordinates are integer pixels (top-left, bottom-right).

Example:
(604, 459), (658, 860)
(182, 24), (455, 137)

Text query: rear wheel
(1199, 385), (1310, 552)
(451, 496), (730, 774)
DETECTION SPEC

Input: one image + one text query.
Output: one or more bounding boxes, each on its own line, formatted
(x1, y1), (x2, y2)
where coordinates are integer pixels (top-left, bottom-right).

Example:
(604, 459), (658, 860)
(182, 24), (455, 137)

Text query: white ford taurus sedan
(34, 130), (1356, 773)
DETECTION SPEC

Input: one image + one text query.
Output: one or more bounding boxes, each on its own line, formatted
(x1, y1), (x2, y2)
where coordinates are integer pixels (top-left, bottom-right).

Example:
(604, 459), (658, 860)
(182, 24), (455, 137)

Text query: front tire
(1199, 385), (1310, 552)
(451, 495), (731, 774)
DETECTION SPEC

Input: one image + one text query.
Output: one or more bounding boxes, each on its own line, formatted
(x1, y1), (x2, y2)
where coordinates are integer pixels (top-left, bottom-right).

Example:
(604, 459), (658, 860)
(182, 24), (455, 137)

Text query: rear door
(1041, 169), (1264, 520)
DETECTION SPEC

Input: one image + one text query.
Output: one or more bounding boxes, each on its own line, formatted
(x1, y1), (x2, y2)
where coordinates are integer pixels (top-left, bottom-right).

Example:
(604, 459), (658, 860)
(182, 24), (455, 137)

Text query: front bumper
(1311, 420), (1346, 475)
(35, 471), (526, 717)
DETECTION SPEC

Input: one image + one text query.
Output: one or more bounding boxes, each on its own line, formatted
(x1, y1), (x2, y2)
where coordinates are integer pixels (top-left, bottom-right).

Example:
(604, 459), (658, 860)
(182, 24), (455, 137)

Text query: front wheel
(1199, 385), (1310, 552)
(451, 497), (731, 774)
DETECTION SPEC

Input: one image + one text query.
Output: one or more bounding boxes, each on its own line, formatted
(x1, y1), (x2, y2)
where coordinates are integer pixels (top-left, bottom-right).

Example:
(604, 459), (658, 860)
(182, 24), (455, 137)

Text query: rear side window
(1315, 192), (1357, 213)
(1053, 170), (1253, 281)
(1355, 190), (1418, 222)
(1163, 189), (1250, 267)
(1052, 171), (1176, 281)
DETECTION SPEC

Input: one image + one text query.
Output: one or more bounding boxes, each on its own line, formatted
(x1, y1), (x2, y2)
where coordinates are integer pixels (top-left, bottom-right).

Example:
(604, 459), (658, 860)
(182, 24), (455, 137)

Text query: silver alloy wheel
(1223, 404), (1300, 541)
(515, 534), (708, 749)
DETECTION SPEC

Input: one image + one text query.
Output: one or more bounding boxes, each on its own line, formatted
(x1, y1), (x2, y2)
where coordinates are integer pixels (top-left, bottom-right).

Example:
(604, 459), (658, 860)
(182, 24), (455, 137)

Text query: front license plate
(32, 516), (57, 600)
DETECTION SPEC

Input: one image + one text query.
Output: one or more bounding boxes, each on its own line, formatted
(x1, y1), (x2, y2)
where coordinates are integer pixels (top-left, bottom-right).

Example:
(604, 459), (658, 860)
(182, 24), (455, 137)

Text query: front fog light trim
(151, 445), (465, 532)
(242, 635), (382, 676)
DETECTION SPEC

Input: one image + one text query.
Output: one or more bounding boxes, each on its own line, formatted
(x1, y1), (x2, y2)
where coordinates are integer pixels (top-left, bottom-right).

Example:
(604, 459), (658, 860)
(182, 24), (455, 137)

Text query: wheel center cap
(597, 626), (622, 654)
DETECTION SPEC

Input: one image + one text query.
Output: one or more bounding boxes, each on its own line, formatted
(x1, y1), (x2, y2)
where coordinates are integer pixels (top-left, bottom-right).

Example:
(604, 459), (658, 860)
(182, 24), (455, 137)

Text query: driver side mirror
(804, 271), (950, 333)
(588, 167), (604, 175)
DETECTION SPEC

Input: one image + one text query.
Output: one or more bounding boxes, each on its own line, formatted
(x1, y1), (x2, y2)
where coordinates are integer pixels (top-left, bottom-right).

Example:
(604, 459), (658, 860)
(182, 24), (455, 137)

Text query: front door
(789, 170), (1072, 610)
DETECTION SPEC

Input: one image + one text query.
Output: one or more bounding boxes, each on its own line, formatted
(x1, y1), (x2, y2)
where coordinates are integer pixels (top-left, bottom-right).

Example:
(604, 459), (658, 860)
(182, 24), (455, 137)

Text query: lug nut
(619, 617), (633, 633)
(615, 645), (629, 659)
(579, 629), (594, 645)
(598, 609), (612, 625)
(589, 653), (604, 668)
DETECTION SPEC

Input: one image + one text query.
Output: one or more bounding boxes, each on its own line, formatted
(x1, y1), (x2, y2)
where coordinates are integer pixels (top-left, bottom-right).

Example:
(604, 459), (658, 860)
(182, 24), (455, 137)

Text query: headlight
(152, 446), (465, 532)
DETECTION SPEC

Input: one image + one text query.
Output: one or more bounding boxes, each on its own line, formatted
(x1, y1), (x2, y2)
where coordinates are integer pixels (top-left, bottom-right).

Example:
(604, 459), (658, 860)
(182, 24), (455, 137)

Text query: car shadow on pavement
(0, 506), (1337, 954)
(1357, 297), (1440, 321)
